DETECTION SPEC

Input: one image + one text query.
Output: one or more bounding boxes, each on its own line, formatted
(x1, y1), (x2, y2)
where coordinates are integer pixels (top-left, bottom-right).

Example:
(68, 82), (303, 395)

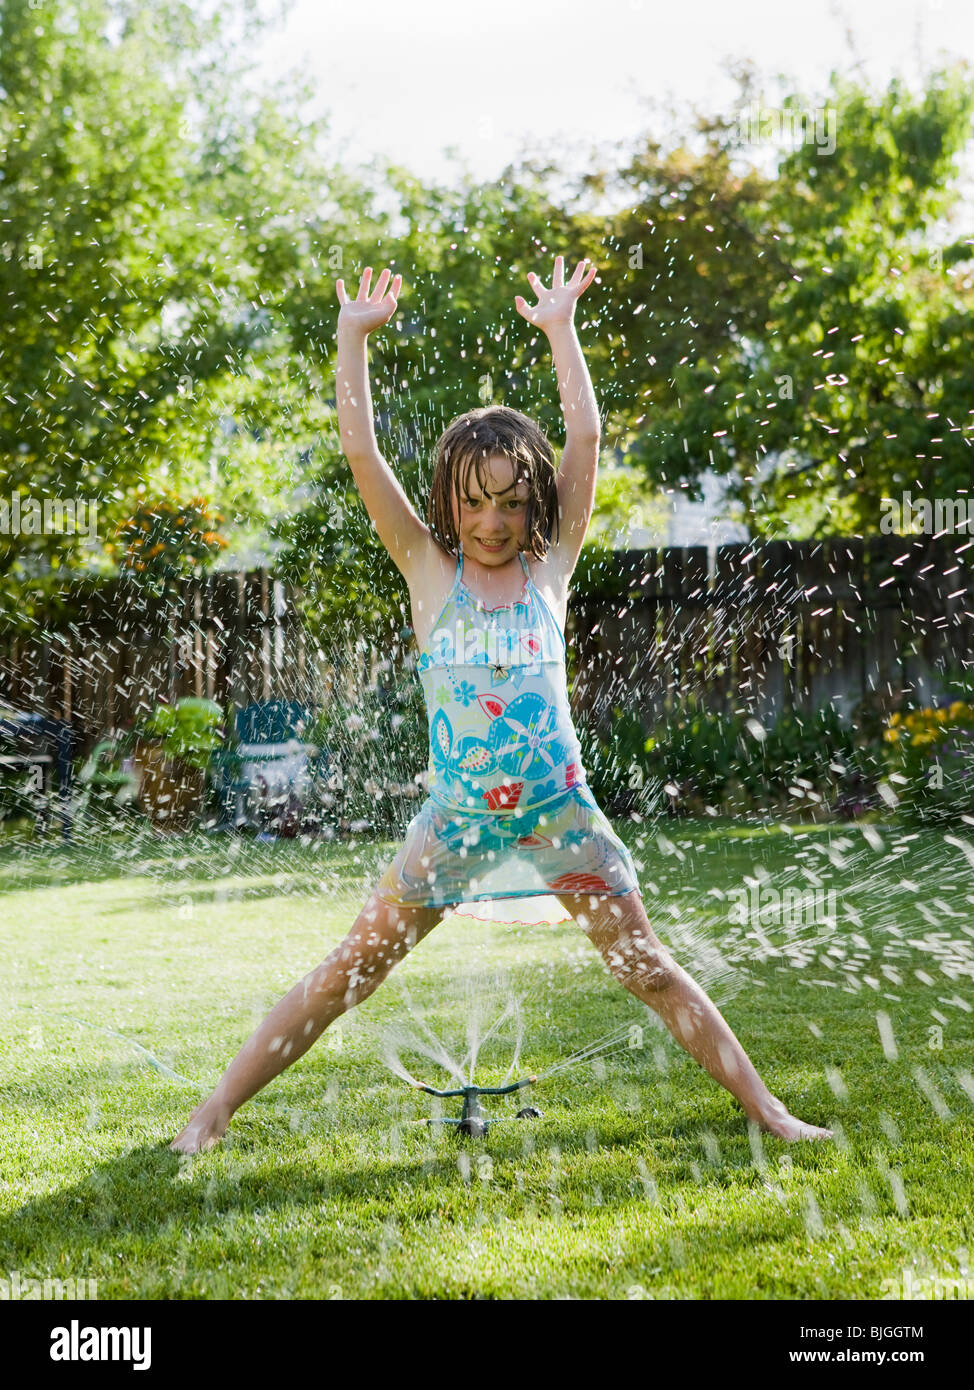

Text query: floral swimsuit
(375, 547), (641, 909)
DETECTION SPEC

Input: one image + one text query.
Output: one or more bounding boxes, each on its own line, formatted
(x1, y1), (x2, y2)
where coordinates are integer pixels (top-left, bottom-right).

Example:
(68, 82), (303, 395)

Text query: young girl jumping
(171, 256), (833, 1154)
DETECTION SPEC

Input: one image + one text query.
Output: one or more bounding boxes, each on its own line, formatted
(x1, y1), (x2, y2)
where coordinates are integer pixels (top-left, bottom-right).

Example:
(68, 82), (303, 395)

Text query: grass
(1, 814), (972, 1300)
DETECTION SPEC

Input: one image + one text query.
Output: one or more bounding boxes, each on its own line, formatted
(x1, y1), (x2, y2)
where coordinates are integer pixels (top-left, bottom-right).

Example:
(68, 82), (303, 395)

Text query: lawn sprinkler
(411, 1074), (543, 1137)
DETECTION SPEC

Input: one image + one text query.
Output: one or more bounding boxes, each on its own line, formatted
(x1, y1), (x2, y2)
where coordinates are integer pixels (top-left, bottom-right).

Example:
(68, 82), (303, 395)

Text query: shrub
(883, 700), (974, 823)
(138, 697), (225, 770)
(577, 707), (661, 814)
(579, 698), (882, 819)
(108, 491), (227, 580)
(309, 656), (429, 833)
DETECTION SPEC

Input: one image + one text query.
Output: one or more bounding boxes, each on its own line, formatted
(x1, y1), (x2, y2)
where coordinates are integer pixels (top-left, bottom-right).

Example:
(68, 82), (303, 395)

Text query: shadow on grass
(0, 1100), (780, 1281)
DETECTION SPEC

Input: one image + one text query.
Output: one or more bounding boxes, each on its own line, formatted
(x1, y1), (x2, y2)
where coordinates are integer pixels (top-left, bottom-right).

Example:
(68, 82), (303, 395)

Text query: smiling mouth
(476, 538), (508, 549)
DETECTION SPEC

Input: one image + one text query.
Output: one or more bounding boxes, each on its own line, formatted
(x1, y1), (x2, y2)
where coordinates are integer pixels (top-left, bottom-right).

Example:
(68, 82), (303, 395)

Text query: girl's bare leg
(556, 890), (833, 1142)
(170, 890), (443, 1154)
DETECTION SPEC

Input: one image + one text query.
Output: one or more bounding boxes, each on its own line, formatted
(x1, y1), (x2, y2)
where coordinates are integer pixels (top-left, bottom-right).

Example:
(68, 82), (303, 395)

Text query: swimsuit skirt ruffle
(375, 781), (640, 909)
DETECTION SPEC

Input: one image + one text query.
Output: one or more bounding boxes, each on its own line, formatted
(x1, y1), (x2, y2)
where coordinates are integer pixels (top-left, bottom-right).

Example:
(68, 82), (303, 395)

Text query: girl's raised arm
(515, 255), (601, 583)
(335, 267), (435, 582)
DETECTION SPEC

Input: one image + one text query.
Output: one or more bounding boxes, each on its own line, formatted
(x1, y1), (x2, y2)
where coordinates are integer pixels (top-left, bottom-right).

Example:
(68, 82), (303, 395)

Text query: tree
(0, 0), (356, 623)
(589, 66), (974, 536)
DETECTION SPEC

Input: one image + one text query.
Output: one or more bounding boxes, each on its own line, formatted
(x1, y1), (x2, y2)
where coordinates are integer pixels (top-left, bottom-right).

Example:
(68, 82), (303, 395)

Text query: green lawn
(1, 815), (972, 1300)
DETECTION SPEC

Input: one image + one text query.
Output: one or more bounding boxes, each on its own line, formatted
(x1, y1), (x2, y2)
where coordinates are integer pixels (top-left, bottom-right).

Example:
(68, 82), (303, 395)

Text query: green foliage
(0, 764), (38, 828)
(3, 3), (974, 636)
(581, 698), (882, 818)
(307, 658), (429, 832)
(0, 0), (354, 597)
(581, 68), (974, 537)
(108, 490), (228, 579)
(940, 661), (974, 703)
(576, 706), (660, 814)
(569, 540), (641, 599)
(882, 700), (974, 824)
(138, 697), (224, 770)
(715, 71), (974, 535)
(647, 700), (747, 807)
(271, 464), (411, 639)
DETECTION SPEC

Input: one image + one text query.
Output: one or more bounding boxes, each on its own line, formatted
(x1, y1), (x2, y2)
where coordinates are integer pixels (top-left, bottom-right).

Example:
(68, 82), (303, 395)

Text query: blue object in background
(208, 701), (337, 836)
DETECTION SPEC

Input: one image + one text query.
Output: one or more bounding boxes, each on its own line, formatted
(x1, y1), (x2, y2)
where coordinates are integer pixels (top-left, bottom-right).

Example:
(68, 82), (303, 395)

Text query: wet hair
(427, 405), (559, 559)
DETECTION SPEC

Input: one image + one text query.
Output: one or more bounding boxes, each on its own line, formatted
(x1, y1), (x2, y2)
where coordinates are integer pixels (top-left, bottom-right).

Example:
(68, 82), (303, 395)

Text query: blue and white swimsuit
(375, 547), (641, 908)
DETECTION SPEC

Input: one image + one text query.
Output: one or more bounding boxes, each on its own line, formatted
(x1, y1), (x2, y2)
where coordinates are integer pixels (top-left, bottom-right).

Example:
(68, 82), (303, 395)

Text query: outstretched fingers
(524, 257), (597, 303)
(575, 260), (598, 293)
(369, 267), (391, 300)
(336, 267), (403, 310)
(358, 266), (397, 299)
(566, 258), (597, 295)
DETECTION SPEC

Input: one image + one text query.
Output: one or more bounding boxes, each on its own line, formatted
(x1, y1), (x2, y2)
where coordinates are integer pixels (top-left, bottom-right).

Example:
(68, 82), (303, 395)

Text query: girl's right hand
(336, 266), (403, 335)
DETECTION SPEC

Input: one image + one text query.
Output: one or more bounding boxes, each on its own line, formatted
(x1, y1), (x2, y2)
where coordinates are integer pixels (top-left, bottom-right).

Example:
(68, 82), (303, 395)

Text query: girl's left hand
(514, 255), (598, 332)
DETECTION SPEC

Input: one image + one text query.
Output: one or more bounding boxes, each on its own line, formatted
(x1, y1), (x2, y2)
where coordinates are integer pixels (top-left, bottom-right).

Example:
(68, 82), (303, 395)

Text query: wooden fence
(0, 572), (349, 756)
(568, 535), (974, 734)
(1, 535), (971, 757)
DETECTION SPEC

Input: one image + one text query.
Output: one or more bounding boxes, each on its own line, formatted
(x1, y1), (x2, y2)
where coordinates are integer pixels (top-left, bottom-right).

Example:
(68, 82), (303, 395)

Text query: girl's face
(453, 453), (530, 565)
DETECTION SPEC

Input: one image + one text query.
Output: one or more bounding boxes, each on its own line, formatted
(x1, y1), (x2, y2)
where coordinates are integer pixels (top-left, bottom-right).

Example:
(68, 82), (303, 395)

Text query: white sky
(249, 0), (974, 185)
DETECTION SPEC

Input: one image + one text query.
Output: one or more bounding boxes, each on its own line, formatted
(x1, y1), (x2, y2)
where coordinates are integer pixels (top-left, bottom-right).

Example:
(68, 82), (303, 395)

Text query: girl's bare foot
(169, 1097), (233, 1154)
(753, 1095), (834, 1142)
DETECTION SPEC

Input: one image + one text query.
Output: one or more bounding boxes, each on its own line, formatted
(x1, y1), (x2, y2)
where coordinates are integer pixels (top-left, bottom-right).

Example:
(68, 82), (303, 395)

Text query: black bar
(1, 1297), (966, 1372)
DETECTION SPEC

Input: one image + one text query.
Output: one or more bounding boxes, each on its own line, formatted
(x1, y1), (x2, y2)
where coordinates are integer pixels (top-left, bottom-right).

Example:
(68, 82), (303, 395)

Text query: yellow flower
(890, 712), (902, 727)
(949, 701), (966, 719)
(935, 708), (947, 722)
(883, 729), (900, 743)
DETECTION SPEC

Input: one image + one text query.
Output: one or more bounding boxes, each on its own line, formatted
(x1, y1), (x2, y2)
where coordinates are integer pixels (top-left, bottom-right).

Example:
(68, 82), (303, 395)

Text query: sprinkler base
(425, 1107), (542, 1138)
(415, 1076), (541, 1137)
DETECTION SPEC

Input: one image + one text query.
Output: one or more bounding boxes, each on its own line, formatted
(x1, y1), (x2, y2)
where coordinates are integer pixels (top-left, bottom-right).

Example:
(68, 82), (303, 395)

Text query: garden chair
(208, 700), (337, 836)
(0, 709), (74, 839)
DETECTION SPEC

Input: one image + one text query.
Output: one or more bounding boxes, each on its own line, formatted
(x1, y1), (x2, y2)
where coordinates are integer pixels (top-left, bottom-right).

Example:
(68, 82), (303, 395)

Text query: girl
(171, 257), (833, 1154)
